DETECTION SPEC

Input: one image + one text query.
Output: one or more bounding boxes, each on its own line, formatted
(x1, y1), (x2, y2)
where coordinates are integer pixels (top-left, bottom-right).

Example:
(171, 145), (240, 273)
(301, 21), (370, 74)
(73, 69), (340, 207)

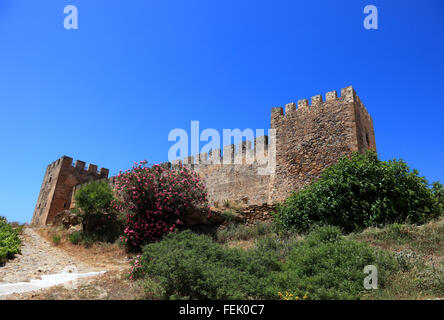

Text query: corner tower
(31, 156), (109, 226)
(269, 86), (376, 202)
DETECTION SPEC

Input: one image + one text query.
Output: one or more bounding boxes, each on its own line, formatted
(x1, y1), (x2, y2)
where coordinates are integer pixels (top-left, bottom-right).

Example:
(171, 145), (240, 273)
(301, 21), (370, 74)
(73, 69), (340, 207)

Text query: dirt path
(0, 227), (141, 300)
(0, 228), (98, 284)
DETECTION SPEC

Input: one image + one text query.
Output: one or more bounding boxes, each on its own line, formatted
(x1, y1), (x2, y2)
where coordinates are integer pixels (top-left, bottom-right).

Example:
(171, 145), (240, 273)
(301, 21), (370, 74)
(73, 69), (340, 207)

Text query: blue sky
(0, 0), (443, 223)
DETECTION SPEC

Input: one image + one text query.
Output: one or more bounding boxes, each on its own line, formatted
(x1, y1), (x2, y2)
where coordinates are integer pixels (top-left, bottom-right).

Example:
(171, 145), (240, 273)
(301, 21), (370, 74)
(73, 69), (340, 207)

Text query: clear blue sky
(0, 0), (443, 223)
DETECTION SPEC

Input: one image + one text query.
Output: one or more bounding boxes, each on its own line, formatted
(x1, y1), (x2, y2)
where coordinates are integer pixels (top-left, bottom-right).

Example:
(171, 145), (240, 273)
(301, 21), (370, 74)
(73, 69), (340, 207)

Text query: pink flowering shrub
(128, 254), (143, 280)
(112, 161), (209, 251)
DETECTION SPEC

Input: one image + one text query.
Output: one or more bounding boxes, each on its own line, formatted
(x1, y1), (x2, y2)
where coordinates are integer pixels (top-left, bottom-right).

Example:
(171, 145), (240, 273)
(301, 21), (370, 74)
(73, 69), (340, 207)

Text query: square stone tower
(31, 156), (109, 226)
(269, 86), (376, 202)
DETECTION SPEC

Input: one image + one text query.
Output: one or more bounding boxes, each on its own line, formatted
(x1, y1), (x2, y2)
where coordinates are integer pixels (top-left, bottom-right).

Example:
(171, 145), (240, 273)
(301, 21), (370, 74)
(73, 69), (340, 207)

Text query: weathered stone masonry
(269, 86), (376, 202)
(178, 86), (376, 205)
(31, 157), (109, 226)
(31, 86), (376, 225)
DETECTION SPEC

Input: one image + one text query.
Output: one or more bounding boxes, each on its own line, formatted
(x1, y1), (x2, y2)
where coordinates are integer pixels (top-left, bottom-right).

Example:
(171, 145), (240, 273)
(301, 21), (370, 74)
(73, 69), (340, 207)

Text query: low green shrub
(431, 181), (444, 215)
(68, 231), (82, 245)
(276, 151), (441, 233)
(52, 234), (61, 245)
(131, 227), (398, 300)
(268, 226), (399, 300)
(0, 216), (21, 264)
(221, 209), (236, 222)
(81, 234), (94, 248)
(131, 230), (281, 299)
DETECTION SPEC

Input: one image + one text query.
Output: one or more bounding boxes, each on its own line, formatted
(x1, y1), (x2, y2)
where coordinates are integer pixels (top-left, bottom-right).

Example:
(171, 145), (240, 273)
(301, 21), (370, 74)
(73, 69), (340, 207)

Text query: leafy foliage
(131, 227), (397, 300)
(431, 181), (444, 215)
(52, 234), (61, 245)
(269, 226), (398, 300)
(68, 231), (82, 245)
(74, 180), (122, 242)
(75, 180), (114, 216)
(113, 161), (209, 251)
(276, 151), (441, 233)
(130, 230), (281, 299)
(0, 216), (21, 264)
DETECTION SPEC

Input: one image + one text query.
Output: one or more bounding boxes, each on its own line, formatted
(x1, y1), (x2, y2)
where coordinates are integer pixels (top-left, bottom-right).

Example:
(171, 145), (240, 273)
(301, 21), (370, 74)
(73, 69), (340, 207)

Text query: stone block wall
(269, 86), (376, 202)
(173, 86), (376, 205)
(31, 156), (109, 225)
(31, 85), (376, 225)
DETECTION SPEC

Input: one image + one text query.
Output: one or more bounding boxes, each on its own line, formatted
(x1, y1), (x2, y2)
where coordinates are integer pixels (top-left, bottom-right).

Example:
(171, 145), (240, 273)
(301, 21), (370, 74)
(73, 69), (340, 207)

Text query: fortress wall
(269, 86), (372, 202)
(31, 158), (64, 226)
(353, 91), (377, 153)
(31, 86), (376, 224)
(169, 86), (376, 206)
(171, 137), (271, 205)
(31, 156), (109, 225)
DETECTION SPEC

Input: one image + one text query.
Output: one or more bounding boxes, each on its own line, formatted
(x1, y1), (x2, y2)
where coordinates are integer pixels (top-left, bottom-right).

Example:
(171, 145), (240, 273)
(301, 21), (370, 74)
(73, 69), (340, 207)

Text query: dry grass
(349, 217), (444, 265)
(350, 217), (444, 300)
(35, 226), (129, 270)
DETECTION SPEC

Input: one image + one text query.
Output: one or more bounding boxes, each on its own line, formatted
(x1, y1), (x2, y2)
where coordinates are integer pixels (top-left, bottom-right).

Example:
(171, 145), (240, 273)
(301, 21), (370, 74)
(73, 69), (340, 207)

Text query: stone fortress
(31, 86), (376, 226)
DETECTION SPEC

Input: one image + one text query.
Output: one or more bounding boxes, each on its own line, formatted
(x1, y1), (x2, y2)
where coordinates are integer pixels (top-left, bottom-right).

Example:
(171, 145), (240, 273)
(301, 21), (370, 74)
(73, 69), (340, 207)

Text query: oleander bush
(0, 216), (21, 264)
(276, 151), (442, 233)
(113, 161), (209, 251)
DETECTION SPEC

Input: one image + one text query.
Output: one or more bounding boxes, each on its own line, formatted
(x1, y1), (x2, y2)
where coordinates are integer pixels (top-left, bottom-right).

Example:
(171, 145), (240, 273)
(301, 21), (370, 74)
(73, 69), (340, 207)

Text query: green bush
(52, 234), (61, 245)
(81, 234), (94, 248)
(431, 181), (444, 215)
(269, 226), (399, 300)
(0, 217), (21, 264)
(276, 151), (441, 233)
(68, 231), (82, 245)
(131, 230), (281, 299)
(131, 227), (397, 300)
(74, 180), (123, 242)
(221, 209), (236, 222)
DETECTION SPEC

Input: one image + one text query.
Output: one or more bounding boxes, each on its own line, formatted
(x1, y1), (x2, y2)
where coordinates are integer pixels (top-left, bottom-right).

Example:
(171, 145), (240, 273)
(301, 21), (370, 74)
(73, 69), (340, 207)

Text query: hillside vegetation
(276, 151), (443, 233)
(36, 152), (442, 300)
(0, 216), (21, 265)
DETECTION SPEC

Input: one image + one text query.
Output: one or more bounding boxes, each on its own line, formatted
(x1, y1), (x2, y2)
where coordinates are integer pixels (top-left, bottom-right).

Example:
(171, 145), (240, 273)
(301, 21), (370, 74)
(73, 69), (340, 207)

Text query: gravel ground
(0, 227), (140, 300)
(0, 228), (105, 285)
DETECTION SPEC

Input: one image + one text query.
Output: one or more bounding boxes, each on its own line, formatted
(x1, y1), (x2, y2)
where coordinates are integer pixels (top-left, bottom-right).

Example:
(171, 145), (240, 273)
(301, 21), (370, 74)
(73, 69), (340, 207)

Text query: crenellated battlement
(270, 86), (372, 124)
(268, 85), (376, 202)
(72, 158), (109, 177)
(31, 156), (110, 226)
(170, 135), (270, 171)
